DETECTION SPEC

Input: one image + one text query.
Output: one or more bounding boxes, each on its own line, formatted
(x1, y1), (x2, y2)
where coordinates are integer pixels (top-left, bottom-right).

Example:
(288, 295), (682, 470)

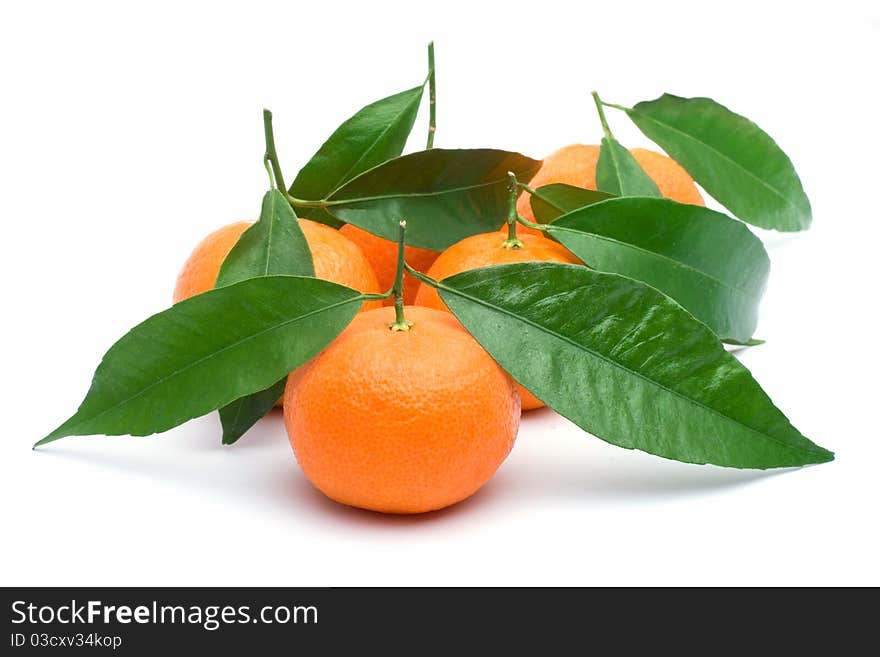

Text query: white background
(1, 1), (878, 586)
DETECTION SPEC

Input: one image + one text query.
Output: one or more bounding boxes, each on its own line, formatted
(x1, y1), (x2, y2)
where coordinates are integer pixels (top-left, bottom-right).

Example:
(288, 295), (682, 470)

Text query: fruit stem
(388, 220), (413, 332)
(507, 174), (549, 233)
(426, 41), (437, 149)
(263, 109), (287, 192)
(502, 172), (523, 249)
(591, 91), (614, 140)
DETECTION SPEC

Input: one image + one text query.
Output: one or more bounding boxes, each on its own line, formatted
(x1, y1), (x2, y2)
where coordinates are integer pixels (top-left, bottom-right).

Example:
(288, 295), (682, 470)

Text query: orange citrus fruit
(414, 231), (581, 410)
(173, 219), (382, 309)
(284, 305), (520, 514)
(339, 224), (440, 306)
(517, 144), (704, 223)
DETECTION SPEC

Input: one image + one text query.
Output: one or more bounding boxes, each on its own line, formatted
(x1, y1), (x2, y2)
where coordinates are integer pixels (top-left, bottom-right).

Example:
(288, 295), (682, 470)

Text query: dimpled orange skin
(284, 306), (520, 514)
(172, 219), (382, 310)
(414, 231), (581, 410)
(339, 224), (440, 306)
(516, 145), (705, 223)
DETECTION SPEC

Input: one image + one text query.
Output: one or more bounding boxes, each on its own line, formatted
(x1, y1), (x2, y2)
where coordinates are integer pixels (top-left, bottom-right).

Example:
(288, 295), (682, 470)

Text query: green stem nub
(389, 220), (413, 332)
(502, 171), (523, 249)
(263, 109), (286, 192)
(591, 91), (613, 140)
(426, 42), (437, 150)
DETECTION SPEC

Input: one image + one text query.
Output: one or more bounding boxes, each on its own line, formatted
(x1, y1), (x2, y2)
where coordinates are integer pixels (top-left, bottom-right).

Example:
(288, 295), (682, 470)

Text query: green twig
(263, 109), (286, 192)
(503, 172), (523, 249)
(591, 91), (614, 140)
(507, 174), (549, 233)
(426, 42), (437, 149)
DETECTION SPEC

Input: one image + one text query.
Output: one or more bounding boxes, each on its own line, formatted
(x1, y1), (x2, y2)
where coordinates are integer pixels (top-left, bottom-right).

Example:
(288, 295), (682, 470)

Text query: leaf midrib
(600, 139), (659, 197)
(601, 139), (624, 195)
(328, 177), (504, 205)
(261, 206), (276, 277)
(441, 267), (824, 457)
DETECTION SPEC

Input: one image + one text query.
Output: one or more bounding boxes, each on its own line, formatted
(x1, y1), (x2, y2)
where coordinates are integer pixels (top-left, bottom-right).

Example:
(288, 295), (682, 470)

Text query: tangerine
(284, 305), (520, 514)
(517, 144), (704, 223)
(173, 219), (381, 309)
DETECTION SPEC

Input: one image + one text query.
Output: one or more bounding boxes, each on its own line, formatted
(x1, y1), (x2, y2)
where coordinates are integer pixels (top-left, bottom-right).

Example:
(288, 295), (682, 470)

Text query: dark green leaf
(323, 149), (542, 250)
(547, 197), (769, 342)
(529, 183), (613, 224)
(596, 136), (662, 197)
(625, 94), (811, 231)
(289, 86), (425, 227)
(37, 277), (364, 446)
(219, 379), (287, 445)
(437, 263), (832, 469)
(215, 190), (315, 444)
(217, 190), (314, 286)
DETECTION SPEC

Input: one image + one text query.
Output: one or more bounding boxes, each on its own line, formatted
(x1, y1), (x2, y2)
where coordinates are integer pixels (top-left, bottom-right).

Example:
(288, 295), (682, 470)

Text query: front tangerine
(284, 306), (520, 514)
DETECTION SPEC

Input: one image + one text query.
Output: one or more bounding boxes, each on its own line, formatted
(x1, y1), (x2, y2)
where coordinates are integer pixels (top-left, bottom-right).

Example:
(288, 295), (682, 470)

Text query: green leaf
(529, 183), (613, 224)
(624, 94), (811, 231)
(37, 277), (364, 446)
(217, 190), (314, 286)
(596, 136), (662, 197)
(219, 379), (287, 445)
(547, 197), (769, 343)
(215, 190), (315, 444)
(323, 148), (542, 251)
(289, 86), (425, 228)
(436, 263), (832, 469)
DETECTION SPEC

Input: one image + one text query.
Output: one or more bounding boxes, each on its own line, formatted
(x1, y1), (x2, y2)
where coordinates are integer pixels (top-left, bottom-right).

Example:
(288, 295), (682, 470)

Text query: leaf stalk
(508, 175), (549, 233)
(591, 91), (614, 140)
